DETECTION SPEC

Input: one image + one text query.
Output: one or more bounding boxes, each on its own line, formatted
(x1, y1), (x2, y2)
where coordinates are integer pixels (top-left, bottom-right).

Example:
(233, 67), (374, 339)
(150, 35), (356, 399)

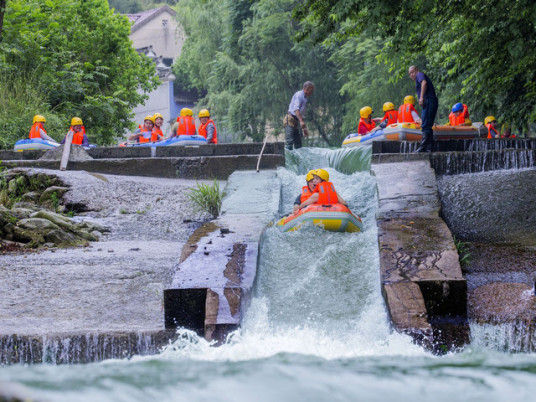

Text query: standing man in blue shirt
(409, 66), (438, 153)
(284, 81), (315, 150)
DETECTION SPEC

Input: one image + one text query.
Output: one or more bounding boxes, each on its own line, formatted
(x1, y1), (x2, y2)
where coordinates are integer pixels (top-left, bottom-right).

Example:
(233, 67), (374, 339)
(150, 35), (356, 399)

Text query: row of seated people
(29, 115), (90, 146)
(358, 98), (508, 139)
(128, 108), (218, 144)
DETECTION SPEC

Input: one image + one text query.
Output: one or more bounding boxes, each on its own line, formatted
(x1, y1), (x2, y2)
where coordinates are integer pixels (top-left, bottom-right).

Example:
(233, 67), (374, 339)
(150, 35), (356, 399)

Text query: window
(162, 19), (168, 28)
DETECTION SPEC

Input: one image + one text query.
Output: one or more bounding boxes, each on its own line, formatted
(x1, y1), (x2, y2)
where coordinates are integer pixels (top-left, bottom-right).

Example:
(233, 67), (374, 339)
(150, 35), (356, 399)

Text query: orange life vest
(314, 181), (339, 205)
(358, 118), (376, 134)
(448, 112), (466, 126)
(300, 186), (313, 203)
(382, 110), (398, 125)
(137, 129), (154, 143)
(198, 119), (218, 144)
(177, 116), (196, 136)
(398, 104), (418, 123)
(72, 131), (85, 145)
(487, 123), (500, 139)
(29, 122), (46, 139)
(152, 127), (163, 141)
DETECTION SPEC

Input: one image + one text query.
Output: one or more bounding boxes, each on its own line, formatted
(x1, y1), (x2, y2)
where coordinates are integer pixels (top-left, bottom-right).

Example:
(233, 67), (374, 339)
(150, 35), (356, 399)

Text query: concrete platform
(164, 170), (280, 342)
(372, 160), (469, 352)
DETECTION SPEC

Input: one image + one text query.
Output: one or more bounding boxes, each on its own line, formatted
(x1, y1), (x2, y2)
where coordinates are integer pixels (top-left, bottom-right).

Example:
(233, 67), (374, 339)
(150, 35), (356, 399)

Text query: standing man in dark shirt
(409, 66), (438, 152)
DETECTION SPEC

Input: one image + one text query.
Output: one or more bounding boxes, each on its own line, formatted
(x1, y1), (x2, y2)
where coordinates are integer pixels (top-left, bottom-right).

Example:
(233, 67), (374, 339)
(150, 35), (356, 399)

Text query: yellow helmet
(180, 108), (193, 117)
(404, 95), (415, 105)
(70, 117), (83, 126)
(153, 113), (164, 120)
(313, 169), (329, 182)
(484, 116), (496, 125)
(305, 170), (315, 182)
(33, 115), (46, 124)
(360, 106), (373, 119)
(199, 109), (210, 118)
(383, 102), (395, 112)
(144, 115), (155, 124)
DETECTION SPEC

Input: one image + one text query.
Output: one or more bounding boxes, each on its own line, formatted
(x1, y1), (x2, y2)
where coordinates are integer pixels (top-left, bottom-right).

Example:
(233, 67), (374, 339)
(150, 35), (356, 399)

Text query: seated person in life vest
(446, 103), (472, 126)
(397, 95), (422, 124)
(152, 113), (165, 141)
(198, 109), (218, 144)
(293, 170), (316, 212)
(171, 107), (197, 138)
(485, 116), (501, 138)
(29, 114), (56, 142)
(358, 106), (382, 134)
(128, 115), (159, 143)
(378, 102), (399, 128)
(61, 117), (89, 147)
(298, 169), (347, 209)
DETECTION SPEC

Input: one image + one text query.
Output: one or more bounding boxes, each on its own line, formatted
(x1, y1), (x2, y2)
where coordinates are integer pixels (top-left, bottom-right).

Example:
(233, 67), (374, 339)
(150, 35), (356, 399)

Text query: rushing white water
(2, 148), (536, 401)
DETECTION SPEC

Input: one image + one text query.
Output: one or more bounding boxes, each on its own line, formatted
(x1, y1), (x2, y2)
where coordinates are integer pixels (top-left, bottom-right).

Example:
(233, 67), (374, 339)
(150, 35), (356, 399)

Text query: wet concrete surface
(437, 168), (536, 348)
(372, 161), (469, 351)
(0, 169), (213, 335)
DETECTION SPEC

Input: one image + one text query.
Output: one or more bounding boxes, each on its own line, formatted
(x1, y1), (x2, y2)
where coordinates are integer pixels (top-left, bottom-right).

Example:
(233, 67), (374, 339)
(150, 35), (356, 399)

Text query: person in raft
(198, 109), (218, 144)
(128, 115), (159, 143)
(29, 115), (56, 142)
(298, 169), (347, 209)
(293, 170), (316, 212)
(175, 108), (197, 137)
(485, 116), (501, 139)
(61, 117), (89, 147)
(446, 103), (472, 126)
(397, 95), (422, 124)
(378, 102), (399, 127)
(357, 106), (382, 135)
(152, 113), (165, 141)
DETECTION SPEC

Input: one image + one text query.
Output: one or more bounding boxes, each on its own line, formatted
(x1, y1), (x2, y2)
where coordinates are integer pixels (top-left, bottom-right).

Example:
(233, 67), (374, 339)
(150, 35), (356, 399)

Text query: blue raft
(121, 135), (208, 147)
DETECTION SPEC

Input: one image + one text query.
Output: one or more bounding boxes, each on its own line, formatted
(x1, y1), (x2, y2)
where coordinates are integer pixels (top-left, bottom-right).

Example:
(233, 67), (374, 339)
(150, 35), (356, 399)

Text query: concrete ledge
(0, 142), (285, 161)
(164, 170), (280, 342)
(373, 160), (469, 352)
(372, 139), (536, 154)
(0, 330), (179, 364)
(0, 155), (285, 179)
(382, 282), (432, 347)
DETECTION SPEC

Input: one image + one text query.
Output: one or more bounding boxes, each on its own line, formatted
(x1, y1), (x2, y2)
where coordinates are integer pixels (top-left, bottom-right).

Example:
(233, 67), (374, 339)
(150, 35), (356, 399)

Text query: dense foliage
(294, 0), (536, 131)
(174, 0), (348, 145)
(0, 0), (158, 147)
(172, 0), (451, 145)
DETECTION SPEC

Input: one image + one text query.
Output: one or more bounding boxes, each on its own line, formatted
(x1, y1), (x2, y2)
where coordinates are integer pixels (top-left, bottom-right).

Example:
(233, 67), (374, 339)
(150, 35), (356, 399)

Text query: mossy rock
(21, 191), (40, 203)
(39, 186), (69, 203)
(74, 221), (110, 233)
(10, 208), (34, 220)
(45, 230), (85, 247)
(75, 230), (98, 242)
(30, 210), (75, 232)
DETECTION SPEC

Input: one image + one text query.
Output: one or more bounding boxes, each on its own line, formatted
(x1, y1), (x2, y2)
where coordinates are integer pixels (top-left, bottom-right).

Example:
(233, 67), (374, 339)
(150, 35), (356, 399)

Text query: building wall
(130, 10), (184, 61)
(132, 80), (173, 135)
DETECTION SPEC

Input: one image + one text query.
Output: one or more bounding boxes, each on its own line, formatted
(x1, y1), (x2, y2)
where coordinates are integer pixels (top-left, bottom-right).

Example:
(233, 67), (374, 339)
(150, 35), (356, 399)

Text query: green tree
(295, 0), (536, 132)
(174, 0), (350, 145)
(0, 0), (159, 147)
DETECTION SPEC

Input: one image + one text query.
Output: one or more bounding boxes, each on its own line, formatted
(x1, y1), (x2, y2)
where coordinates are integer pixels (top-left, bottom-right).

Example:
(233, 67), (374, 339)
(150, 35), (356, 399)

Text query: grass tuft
(187, 180), (223, 219)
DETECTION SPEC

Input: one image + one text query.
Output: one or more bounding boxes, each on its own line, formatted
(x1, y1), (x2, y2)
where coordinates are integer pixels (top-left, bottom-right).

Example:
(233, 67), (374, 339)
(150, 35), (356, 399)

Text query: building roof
(125, 5), (176, 34)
